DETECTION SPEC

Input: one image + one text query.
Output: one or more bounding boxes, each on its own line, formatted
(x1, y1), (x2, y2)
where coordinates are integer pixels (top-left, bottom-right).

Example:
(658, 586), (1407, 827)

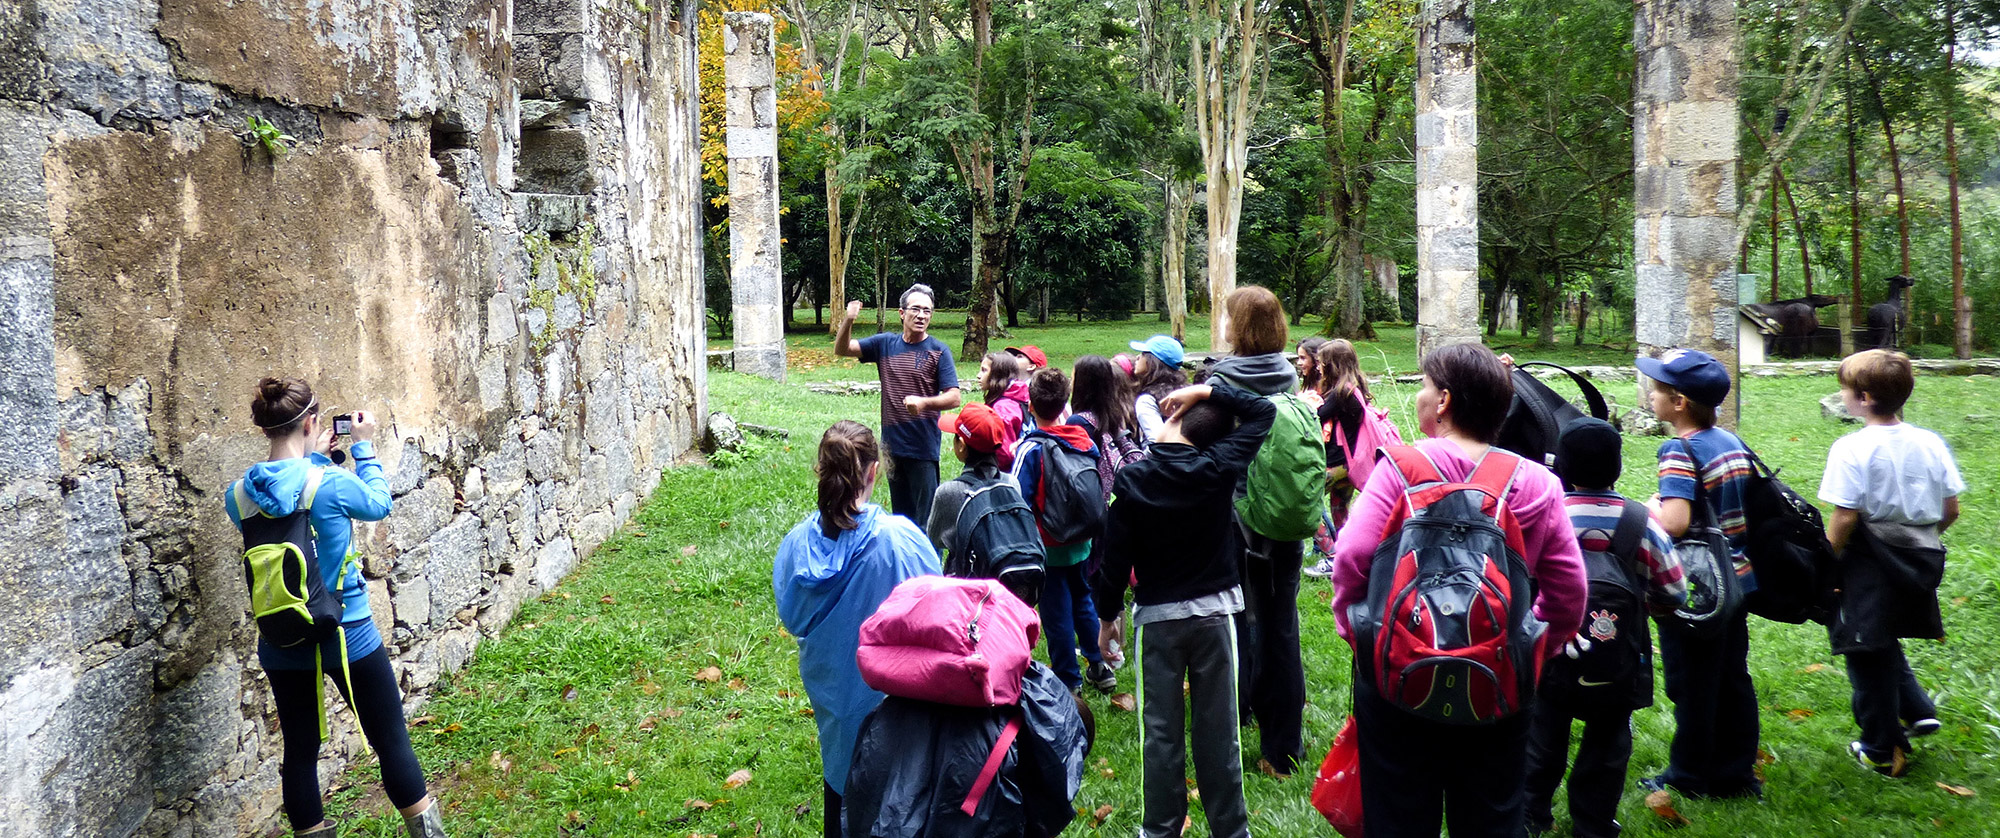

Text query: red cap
(938, 403), (1007, 454)
(1005, 345), (1049, 369)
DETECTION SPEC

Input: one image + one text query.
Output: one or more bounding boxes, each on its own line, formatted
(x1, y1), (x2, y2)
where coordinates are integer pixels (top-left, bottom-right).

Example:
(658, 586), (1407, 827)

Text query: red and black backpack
(1346, 446), (1548, 724)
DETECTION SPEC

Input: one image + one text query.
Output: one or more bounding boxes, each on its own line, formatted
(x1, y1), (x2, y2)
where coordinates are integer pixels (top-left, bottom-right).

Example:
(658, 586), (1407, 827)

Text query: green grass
(331, 325), (1999, 837)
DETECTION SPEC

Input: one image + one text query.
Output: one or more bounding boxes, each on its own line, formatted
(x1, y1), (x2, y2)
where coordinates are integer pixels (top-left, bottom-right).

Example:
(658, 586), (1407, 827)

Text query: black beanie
(1553, 417), (1623, 491)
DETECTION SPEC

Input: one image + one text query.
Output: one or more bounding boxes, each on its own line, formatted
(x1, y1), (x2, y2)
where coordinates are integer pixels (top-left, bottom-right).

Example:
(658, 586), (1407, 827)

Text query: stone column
(1415, 0), (1479, 360)
(724, 12), (785, 381)
(1633, 0), (1739, 424)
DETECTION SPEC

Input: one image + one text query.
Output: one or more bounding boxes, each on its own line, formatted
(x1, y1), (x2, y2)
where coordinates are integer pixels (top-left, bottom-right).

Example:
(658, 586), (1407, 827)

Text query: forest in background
(695, 0), (2000, 359)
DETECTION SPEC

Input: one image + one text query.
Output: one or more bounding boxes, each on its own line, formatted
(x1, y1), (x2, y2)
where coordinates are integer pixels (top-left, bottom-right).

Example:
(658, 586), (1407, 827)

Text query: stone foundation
(0, 1), (703, 835)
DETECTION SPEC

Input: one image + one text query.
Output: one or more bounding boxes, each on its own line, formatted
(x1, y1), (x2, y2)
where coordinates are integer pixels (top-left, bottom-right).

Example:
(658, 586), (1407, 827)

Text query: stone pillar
(1633, 0), (1739, 424)
(724, 12), (785, 381)
(1415, 0), (1480, 360)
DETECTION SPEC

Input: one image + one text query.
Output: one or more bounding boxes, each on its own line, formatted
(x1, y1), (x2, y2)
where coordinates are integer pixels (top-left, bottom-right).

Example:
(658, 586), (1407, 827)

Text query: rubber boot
(297, 821), (338, 838)
(403, 799), (448, 838)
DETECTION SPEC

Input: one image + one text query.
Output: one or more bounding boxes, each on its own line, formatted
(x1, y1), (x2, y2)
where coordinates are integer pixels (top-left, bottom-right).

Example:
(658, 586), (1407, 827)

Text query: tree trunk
(1846, 54), (1863, 331)
(1574, 290), (1590, 347)
(1192, 0), (1269, 352)
(1768, 166), (1780, 300)
(1855, 43), (1911, 276)
(1946, 0), (1970, 358)
(1776, 166), (1811, 295)
(1163, 178), (1192, 340)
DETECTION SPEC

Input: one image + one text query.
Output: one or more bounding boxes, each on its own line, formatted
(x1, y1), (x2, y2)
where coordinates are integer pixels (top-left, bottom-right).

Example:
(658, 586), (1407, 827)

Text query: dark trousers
(268, 646), (428, 830)
(825, 781), (843, 838)
(1524, 699), (1634, 838)
(1040, 562), (1104, 690)
(1656, 610), (1761, 797)
(1353, 673), (1531, 838)
(887, 456), (940, 533)
(1845, 641), (1936, 761)
(1236, 532), (1306, 773)
(1139, 615), (1249, 838)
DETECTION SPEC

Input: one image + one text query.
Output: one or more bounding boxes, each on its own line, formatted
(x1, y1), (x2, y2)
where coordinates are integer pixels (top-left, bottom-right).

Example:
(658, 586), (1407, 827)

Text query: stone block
(572, 510), (615, 561)
(436, 625), (478, 676)
(516, 128), (595, 195)
(1662, 101), (1737, 163)
(151, 661), (240, 800)
(386, 477), (453, 552)
(64, 467), (134, 647)
(478, 570), (532, 636)
(480, 434), (527, 501)
(485, 292), (520, 348)
(526, 429), (568, 482)
(462, 466), (486, 504)
(0, 255), (57, 482)
(424, 516), (486, 626)
(533, 535), (575, 591)
(515, 192), (590, 235)
(516, 0), (588, 34)
(477, 350), (509, 412)
(576, 453), (610, 513)
(368, 577), (394, 641)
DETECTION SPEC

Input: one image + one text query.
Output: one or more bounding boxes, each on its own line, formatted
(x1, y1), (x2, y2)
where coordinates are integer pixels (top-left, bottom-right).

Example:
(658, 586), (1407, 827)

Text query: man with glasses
(835, 284), (962, 530)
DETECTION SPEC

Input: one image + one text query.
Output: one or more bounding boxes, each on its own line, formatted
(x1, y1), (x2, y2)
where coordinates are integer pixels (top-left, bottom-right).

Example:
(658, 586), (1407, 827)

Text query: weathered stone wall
(723, 11), (785, 381)
(0, 1), (704, 835)
(1414, 0), (1479, 359)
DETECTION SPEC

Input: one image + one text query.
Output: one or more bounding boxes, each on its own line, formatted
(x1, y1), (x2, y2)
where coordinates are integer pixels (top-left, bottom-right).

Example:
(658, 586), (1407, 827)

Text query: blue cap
(1129, 335), (1184, 367)
(1635, 349), (1731, 408)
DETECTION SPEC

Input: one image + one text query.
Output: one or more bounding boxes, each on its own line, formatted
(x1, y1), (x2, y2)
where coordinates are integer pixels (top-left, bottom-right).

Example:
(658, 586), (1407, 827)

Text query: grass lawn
(332, 322), (2000, 837)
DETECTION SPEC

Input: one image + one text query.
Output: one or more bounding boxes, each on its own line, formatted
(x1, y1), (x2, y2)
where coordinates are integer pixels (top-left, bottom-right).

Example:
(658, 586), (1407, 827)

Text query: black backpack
(1738, 449), (1838, 625)
(234, 468), (343, 648)
(1497, 362), (1611, 470)
(1024, 433), (1106, 546)
(1540, 500), (1653, 710)
(947, 469), (1047, 607)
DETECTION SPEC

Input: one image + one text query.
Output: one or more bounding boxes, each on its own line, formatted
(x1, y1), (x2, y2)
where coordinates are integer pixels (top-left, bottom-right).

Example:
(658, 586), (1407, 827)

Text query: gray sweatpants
(1138, 614), (1250, 838)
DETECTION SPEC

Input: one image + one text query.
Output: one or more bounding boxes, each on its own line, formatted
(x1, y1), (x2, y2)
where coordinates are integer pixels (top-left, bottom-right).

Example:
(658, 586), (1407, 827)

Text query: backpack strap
(960, 714), (1022, 817)
(1383, 445), (1445, 488)
(232, 480), (263, 519)
(1608, 499), (1650, 565)
(1465, 449), (1523, 505)
(300, 465), (327, 510)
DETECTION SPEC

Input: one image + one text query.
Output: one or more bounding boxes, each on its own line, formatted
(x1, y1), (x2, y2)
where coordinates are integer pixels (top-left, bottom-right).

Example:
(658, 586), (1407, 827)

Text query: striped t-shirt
(1655, 426), (1756, 589)
(1563, 491), (1688, 611)
(859, 332), (959, 461)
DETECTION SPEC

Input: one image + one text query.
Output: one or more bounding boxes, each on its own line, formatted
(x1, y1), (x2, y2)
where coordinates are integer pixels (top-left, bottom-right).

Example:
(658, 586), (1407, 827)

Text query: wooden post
(1837, 294), (1853, 357)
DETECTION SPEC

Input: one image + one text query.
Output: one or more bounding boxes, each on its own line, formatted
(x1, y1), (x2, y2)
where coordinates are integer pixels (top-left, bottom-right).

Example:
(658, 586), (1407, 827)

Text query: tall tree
(1944, 0), (1969, 357)
(787, 0), (870, 333)
(1191, 0), (1272, 350)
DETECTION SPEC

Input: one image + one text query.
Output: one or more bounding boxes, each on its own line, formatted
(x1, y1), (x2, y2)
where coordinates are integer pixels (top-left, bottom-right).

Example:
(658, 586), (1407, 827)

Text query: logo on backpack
(1025, 435), (1105, 546)
(947, 469), (1048, 607)
(1348, 447), (1545, 725)
(1585, 609), (1619, 643)
(1237, 391), (1328, 542)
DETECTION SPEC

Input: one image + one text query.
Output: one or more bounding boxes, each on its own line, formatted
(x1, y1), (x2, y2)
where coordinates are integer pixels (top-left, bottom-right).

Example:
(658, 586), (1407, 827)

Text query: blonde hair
(1837, 349), (1914, 416)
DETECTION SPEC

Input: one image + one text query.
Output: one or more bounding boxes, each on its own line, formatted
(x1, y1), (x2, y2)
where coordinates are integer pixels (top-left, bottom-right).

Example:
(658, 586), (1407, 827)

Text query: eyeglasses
(902, 306), (934, 315)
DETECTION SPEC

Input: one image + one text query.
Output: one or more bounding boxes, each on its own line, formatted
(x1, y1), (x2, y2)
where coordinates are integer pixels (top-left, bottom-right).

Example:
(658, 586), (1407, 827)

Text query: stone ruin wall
(0, 0), (705, 835)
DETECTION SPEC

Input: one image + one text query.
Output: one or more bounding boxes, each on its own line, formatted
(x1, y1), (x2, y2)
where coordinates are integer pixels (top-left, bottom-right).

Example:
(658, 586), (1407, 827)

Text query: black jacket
(1095, 384), (1275, 620)
(1829, 520), (1947, 655)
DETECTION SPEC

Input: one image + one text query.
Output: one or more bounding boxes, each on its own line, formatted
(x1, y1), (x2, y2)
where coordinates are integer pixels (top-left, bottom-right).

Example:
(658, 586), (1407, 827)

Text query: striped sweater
(1655, 426), (1757, 590)
(1563, 491), (1687, 612)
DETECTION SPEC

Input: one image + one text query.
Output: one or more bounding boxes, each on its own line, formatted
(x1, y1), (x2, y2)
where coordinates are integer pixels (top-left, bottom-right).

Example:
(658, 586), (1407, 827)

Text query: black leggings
(268, 646), (428, 830)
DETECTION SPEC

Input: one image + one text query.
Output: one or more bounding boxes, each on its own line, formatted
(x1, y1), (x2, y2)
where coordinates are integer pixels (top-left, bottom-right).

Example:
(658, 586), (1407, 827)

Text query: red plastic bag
(1310, 716), (1364, 837)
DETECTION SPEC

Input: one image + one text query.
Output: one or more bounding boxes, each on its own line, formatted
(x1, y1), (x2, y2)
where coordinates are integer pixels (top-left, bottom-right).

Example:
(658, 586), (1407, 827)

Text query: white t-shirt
(1818, 423), (1966, 525)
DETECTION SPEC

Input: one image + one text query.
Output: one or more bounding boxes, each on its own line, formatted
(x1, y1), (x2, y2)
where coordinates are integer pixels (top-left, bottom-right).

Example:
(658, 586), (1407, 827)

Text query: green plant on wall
(524, 225), (601, 355)
(243, 116), (296, 157)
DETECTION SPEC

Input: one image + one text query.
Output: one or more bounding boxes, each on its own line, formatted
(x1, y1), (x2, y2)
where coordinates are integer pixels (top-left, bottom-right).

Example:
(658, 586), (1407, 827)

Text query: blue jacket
(226, 441), (393, 663)
(774, 504), (941, 793)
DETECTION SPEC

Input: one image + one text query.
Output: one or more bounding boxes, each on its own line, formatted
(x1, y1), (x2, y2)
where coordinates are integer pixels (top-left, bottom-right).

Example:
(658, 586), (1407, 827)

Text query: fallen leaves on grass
(686, 799), (716, 811)
(1108, 693), (1137, 712)
(1938, 782), (1977, 797)
(723, 769), (753, 790)
(1784, 708), (1815, 721)
(1645, 790), (1690, 826)
(664, 707), (685, 718)
(683, 545), (699, 556)
(639, 715), (660, 730)
(601, 594), (617, 604)
(695, 666), (724, 683)
(409, 715), (436, 728)
(560, 684), (580, 702)
(614, 769), (639, 792)
(642, 681), (662, 696)
(489, 751), (513, 773)
(1799, 663), (1828, 674)
(727, 678), (747, 691)
(1091, 805), (1114, 826)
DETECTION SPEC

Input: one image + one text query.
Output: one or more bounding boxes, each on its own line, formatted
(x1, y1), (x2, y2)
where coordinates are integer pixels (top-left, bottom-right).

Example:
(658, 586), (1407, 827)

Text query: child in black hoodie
(1094, 383), (1274, 838)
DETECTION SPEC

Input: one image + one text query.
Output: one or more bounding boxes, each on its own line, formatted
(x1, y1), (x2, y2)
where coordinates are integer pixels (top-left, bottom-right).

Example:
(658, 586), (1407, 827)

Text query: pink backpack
(1333, 398), (1404, 492)
(858, 576), (1041, 707)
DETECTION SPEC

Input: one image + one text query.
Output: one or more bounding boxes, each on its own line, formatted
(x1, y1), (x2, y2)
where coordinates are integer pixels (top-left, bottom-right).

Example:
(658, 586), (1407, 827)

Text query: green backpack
(1236, 390), (1328, 542)
(233, 466), (359, 742)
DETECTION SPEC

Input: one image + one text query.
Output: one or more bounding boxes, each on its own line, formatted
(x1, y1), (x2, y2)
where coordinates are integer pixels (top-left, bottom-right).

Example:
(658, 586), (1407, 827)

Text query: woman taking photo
(774, 421), (942, 837)
(225, 378), (446, 838)
(1329, 343), (1587, 838)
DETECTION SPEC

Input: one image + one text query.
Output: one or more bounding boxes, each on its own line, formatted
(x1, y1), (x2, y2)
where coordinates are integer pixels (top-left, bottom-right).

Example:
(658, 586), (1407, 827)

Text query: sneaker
(1850, 741), (1909, 777)
(1303, 557), (1337, 579)
(1087, 661), (1118, 694)
(1907, 717), (1942, 738)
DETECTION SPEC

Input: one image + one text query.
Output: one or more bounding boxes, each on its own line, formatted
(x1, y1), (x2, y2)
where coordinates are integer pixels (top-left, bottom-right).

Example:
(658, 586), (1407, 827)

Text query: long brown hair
(1224, 286), (1288, 356)
(1296, 337), (1329, 391)
(981, 351), (1022, 402)
(816, 420), (880, 538)
(1070, 355), (1134, 440)
(1419, 343), (1513, 443)
(1316, 339), (1371, 404)
(251, 377), (317, 439)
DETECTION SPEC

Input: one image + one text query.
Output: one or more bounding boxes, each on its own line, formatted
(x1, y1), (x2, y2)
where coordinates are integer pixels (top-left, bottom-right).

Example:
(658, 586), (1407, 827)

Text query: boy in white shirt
(1819, 349), (1966, 777)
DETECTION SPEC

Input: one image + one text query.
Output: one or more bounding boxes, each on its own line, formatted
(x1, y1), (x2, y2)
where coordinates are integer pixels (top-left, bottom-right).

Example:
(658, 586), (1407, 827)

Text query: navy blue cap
(1634, 348), (1731, 408)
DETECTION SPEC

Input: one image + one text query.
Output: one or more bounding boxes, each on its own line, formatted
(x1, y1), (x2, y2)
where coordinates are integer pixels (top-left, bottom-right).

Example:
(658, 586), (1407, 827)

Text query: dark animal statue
(1864, 275), (1916, 349)
(1741, 293), (1838, 358)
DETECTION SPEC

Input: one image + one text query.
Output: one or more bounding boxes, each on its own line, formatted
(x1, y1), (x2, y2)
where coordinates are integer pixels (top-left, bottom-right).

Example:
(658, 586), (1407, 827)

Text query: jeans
(1040, 563), (1103, 690)
(1656, 610), (1761, 797)
(887, 456), (940, 533)
(268, 646), (428, 830)
(1139, 615), (1249, 838)
(1353, 672), (1531, 838)
(1236, 531), (1306, 773)
(1846, 641), (1936, 760)
(1525, 699), (1634, 838)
